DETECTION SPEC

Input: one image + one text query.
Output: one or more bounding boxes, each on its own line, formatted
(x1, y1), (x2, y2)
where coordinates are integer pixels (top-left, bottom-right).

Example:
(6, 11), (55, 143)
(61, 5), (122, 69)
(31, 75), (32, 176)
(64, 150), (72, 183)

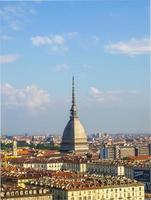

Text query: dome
(61, 117), (88, 152)
(62, 118), (87, 141)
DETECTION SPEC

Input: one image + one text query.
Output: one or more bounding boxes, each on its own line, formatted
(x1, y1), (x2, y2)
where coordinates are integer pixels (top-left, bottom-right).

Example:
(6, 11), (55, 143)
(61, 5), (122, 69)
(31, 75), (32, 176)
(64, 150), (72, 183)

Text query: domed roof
(60, 77), (88, 153)
(62, 117), (87, 141)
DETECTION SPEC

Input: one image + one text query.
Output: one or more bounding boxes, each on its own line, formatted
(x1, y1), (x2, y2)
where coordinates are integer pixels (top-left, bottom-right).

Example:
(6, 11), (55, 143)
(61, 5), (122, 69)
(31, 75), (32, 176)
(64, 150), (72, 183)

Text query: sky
(0, 0), (150, 135)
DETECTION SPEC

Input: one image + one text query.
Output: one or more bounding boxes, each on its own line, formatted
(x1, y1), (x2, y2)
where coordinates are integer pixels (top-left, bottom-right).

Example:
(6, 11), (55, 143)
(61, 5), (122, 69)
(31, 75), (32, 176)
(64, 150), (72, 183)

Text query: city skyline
(1, 0), (150, 135)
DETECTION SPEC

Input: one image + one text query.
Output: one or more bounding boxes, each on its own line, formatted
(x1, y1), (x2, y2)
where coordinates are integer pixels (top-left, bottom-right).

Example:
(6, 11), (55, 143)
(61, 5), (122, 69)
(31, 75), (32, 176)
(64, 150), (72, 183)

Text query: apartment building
(1, 188), (52, 200)
(51, 176), (144, 200)
(87, 161), (125, 176)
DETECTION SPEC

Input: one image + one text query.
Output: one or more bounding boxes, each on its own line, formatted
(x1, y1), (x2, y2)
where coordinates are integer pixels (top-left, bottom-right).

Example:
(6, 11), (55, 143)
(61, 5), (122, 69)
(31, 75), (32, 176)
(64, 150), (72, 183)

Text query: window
(1, 192), (4, 197)
(6, 192), (10, 197)
(11, 192), (14, 196)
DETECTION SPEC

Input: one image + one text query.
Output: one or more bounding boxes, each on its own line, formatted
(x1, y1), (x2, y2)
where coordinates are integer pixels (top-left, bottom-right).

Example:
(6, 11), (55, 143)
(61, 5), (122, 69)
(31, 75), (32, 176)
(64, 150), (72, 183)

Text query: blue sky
(1, 0), (150, 135)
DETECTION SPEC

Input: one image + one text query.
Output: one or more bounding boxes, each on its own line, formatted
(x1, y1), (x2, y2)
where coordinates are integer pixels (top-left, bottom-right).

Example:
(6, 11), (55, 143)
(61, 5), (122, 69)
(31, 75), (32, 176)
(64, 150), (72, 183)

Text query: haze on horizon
(1, 0), (150, 135)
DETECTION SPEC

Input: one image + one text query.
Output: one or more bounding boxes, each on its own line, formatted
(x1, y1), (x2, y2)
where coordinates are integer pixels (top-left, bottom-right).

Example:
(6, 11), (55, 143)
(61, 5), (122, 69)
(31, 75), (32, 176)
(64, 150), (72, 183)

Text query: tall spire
(72, 76), (75, 106)
(70, 76), (78, 118)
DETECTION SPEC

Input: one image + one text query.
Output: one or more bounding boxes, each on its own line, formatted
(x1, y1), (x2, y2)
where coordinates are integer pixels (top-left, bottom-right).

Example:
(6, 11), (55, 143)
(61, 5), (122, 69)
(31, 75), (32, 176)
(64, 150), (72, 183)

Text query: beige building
(1, 188), (52, 200)
(51, 176), (144, 200)
(13, 139), (17, 157)
(62, 161), (87, 173)
(120, 146), (135, 158)
(9, 157), (87, 173)
(87, 161), (125, 176)
(29, 174), (144, 200)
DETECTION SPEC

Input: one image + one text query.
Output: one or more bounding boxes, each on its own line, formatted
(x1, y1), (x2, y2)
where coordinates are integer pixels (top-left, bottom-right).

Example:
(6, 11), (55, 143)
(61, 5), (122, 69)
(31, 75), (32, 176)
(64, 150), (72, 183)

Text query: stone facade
(1, 189), (52, 200)
(52, 183), (144, 200)
(87, 162), (125, 176)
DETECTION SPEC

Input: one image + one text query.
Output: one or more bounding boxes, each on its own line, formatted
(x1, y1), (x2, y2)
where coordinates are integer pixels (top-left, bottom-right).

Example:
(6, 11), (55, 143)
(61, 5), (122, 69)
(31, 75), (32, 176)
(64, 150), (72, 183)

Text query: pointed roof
(70, 76), (78, 119)
(61, 77), (88, 152)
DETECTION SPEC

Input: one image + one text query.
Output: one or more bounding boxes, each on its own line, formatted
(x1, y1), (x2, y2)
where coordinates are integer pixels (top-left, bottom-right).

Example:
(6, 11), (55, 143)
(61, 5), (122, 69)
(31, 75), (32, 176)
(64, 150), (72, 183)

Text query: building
(1, 187), (52, 200)
(120, 146), (135, 158)
(125, 163), (151, 192)
(100, 145), (116, 160)
(87, 161), (125, 176)
(60, 77), (88, 153)
(29, 173), (144, 200)
(8, 157), (87, 173)
(13, 138), (17, 157)
(149, 143), (151, 155)
(51, 176), (144, 200)
(49, 136), (55, 148)
(135, 146), (150, 156)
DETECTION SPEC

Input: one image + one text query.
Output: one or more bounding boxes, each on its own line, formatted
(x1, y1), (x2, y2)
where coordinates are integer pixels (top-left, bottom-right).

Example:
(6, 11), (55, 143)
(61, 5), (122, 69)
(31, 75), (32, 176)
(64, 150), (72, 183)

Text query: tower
(50, 136), (55, 148)
(13, 138), (17, 157)
(60, 77), (89, 153)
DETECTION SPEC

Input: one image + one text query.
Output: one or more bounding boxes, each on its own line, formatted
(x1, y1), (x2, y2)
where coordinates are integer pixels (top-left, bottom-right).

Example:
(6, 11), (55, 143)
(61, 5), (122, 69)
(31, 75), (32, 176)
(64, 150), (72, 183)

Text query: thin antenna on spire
(70, 76), (78, 118)
(72, 75), (75, 106)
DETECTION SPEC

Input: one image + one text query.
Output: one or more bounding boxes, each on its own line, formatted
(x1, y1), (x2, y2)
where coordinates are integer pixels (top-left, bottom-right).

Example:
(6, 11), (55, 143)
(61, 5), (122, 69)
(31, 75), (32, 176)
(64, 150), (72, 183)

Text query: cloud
(92, 36), (100, 45)
(55, 63), (70, 71)
(89, 87), (140, 102)
(105, 38), (151, 55)
(31, 32), (78, 53)
(89, 87), (107, 102)
(1, 83), (49, 110)
(31, 35), (65, 46)
(31, 34), (69, 53)
(0, 3), (36, 31)
(49, 46), (69, 54)
(0, 54), (19, 64)
(65, 32), (78, 39)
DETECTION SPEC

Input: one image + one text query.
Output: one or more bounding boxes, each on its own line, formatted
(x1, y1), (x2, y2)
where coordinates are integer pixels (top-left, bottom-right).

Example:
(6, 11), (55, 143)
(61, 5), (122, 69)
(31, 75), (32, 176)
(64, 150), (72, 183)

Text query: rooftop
(31, 175), (143, 191)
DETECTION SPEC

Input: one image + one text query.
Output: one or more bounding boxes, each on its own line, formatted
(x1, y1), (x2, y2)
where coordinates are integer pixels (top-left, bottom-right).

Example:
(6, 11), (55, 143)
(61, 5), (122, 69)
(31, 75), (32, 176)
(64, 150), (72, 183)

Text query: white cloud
(105, 38), (151, 55)
(49, 45), (69, 54)
(65, 32), (78, 39)
(31, 32), (79, 54)
(89, 87), (109, 102)
(0, 54), (19, 64)
(0, 3), (36, 31)
(89, 87), (140, 102)
(90, 87), (103, 98)
(31, 35), (65, 46)
(1, 83), (49, 110)
(55, 63), (70, 71)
